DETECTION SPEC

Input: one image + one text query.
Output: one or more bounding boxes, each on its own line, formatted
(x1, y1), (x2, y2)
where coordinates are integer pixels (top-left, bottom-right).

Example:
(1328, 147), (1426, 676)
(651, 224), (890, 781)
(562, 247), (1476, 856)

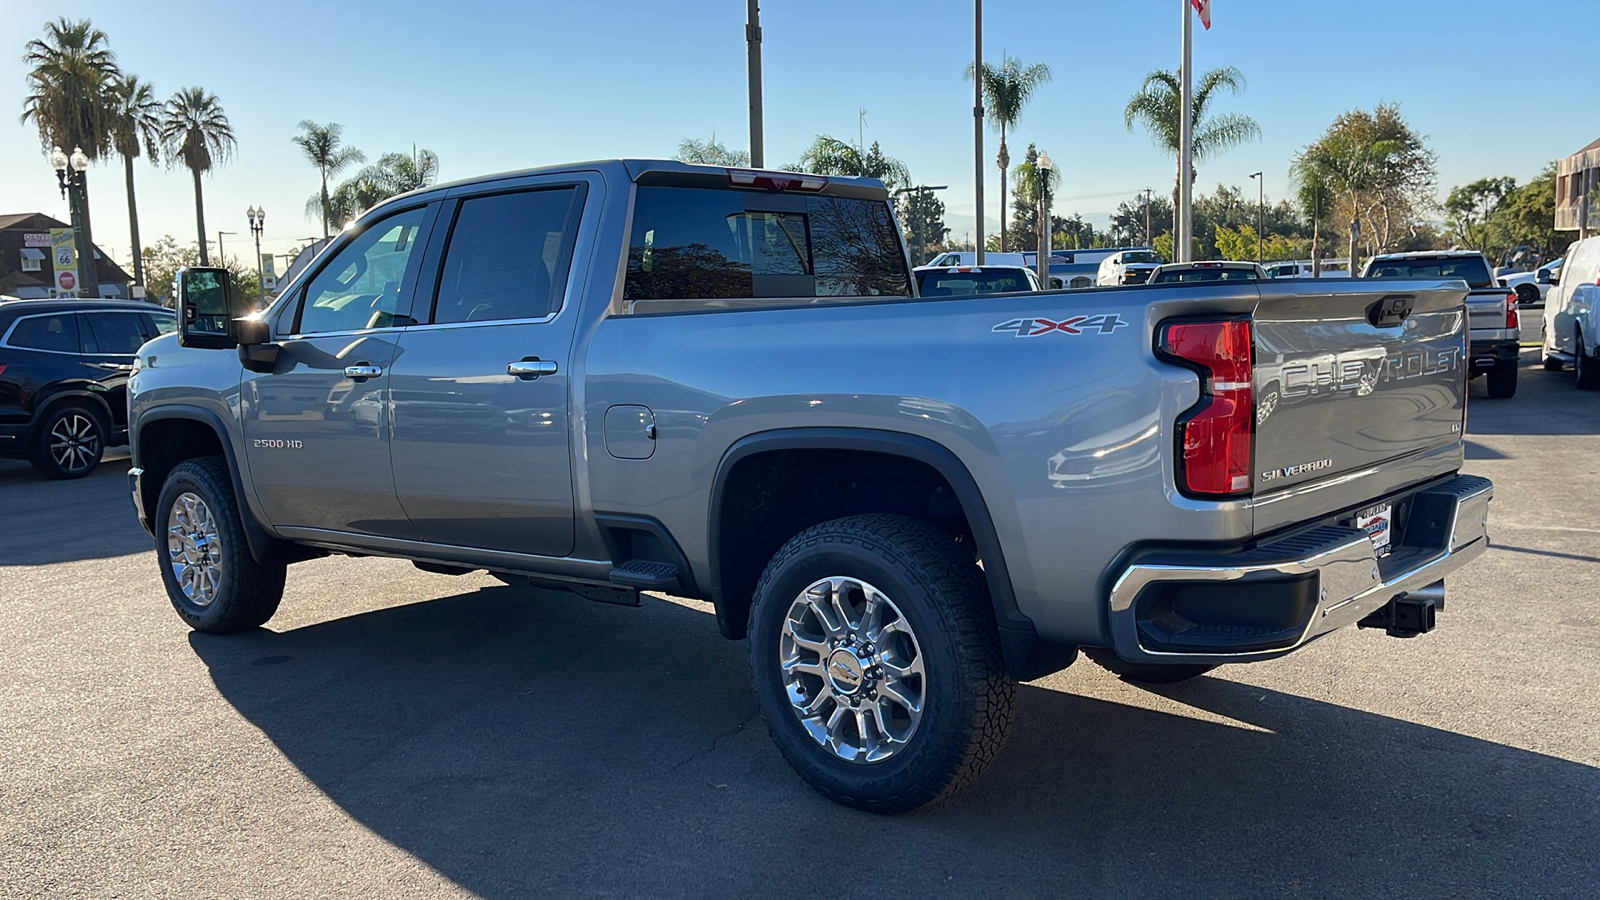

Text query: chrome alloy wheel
(779, 576), (926, 763)
(49, 412), (100, 473)
(167, 492), (223, 607)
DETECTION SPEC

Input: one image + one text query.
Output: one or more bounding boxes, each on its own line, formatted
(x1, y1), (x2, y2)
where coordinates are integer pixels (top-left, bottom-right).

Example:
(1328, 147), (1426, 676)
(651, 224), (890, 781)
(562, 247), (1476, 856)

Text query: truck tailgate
(1252, 279), (1467, 522)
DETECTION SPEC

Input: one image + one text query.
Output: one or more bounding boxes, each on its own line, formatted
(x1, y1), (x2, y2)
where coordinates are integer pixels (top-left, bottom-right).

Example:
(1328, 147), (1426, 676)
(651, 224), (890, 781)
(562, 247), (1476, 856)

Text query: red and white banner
(1192, 0), (1211, 29)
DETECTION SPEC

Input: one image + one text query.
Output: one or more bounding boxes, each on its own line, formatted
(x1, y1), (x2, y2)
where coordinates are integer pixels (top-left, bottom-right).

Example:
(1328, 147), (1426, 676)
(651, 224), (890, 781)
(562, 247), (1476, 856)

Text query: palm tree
(292, 121), (365, 239)
(1291, 136), (1403, 273)
(21, 18), (121, 295)
(1125, 66), (1261, 242)
(321, 146), (442, 226)
(108, 75), (160, 288)
(675, 134), (750, 167)
(966, 55), (1052, 251)
(159, 87), (236, 265)
(797, 136), (910, 190)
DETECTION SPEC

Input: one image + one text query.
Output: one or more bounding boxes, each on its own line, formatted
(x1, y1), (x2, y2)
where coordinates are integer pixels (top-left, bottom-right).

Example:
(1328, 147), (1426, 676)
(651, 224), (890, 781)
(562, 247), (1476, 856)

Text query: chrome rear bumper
(1106, 474), (1492, 665)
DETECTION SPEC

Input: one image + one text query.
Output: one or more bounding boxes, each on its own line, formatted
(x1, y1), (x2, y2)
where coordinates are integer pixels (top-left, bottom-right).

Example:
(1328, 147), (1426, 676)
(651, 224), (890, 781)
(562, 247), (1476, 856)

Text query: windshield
(917, 269), (1034, 296)
(1123, 251), (1161, 265)
(1366, 256), (1493, 289)
(1151, 267), (1261, 284)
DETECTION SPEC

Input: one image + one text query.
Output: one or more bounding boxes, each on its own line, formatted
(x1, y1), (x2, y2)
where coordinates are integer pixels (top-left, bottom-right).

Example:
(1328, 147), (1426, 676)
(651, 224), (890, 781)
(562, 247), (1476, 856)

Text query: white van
(1095, 249), (1163, 286)
(925, 251), (1027, 268)
(1542, 235), (1600, 378)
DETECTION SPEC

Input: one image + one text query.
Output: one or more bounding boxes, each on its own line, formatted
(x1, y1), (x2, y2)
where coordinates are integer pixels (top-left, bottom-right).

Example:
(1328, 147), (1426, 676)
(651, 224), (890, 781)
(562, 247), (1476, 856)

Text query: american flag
(1192, 0), (1211, 29)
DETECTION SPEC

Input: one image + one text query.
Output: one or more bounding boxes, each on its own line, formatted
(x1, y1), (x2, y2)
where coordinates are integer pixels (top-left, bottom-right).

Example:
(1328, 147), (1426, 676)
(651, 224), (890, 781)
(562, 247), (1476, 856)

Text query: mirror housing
(236, 316), (280, 373)
(176, 266), (247, 349)
(1536, 269), (1553, 285)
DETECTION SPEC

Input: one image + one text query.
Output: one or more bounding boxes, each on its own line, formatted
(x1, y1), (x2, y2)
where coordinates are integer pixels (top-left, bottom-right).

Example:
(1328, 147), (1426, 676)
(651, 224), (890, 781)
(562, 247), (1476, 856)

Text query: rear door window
(7, 313), (80, 353)
(431, 187), (586, 325)
(623, 186), (910, 308)
(83, 312), (150, 354)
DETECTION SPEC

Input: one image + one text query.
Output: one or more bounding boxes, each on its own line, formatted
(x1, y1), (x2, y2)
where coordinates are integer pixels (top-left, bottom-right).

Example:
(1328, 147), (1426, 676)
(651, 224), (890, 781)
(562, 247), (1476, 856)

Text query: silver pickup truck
(128, 160), (1492, 812)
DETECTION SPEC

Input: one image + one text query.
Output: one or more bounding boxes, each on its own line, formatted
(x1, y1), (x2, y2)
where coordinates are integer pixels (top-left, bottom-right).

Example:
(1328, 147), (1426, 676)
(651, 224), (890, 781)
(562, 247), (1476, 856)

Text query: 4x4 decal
(993, 314), (1129, 337)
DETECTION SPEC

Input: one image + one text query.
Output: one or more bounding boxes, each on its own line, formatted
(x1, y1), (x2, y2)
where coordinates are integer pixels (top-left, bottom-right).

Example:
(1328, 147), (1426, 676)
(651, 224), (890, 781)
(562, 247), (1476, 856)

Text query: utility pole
(746, 0), (763, 167)
(973, 0), (985, 265)
(1177, 0), (1194, 262)
(1142, 188), (1153, 246)
(1249, 172), (1263, 262)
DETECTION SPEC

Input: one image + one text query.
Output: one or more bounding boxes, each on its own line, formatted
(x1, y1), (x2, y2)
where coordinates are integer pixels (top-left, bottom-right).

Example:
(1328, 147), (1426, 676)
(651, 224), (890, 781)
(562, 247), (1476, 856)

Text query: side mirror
(1536, 269), (1553, 285)
(176, 266), (246, 349)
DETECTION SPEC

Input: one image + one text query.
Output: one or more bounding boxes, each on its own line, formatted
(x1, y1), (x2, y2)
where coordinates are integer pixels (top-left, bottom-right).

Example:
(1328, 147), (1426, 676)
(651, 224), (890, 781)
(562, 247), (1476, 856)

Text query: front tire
(748, 514), (1015, 813)
(1082, 647), (1217, 684)
(156, 457), (286, 633)
(1486, 358), (1519, 398)
(28, 404), (106, 479)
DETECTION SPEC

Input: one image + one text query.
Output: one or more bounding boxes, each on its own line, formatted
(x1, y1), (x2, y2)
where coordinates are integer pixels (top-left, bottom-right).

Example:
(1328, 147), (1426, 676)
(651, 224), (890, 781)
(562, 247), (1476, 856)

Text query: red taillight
(727, 169), (829, 192)
(0, 364), (7, 377)
(1161, 319), (1254, 497)
(1506, 292), (1519, 330)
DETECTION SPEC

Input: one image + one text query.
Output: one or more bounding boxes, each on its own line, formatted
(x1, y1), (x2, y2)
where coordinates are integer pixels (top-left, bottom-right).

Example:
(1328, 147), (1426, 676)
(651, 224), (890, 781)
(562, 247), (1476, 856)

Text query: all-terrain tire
(28, 404), (106, 479)
(748, 514), (1015, 814)
(1082, 647), (1218, 685)
(155, 457), (286, 633)
(1486, 358), (1519, 399)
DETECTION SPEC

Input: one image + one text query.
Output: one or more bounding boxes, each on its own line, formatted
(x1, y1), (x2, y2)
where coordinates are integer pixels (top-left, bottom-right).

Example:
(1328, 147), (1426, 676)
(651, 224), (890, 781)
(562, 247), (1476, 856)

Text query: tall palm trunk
(320, 169), (330, 239)
(997, 124), (1009, 250)
(123, 154), (143, 287)
(192, 167), (209, 265)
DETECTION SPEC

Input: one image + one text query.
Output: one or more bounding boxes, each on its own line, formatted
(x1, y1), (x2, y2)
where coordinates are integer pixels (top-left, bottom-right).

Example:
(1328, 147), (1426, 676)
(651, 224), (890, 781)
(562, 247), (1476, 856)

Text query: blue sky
(2, 0), (1595, 268)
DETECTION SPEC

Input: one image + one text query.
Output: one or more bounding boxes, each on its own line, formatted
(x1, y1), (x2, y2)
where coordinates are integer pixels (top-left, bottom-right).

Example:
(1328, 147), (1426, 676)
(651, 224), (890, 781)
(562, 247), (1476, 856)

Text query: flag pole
(1178, 0), (1194, 263)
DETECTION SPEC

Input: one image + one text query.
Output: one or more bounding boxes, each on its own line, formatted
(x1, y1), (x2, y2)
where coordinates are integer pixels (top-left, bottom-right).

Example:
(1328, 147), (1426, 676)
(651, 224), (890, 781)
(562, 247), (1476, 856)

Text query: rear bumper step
(1105, 474), (1491, 665)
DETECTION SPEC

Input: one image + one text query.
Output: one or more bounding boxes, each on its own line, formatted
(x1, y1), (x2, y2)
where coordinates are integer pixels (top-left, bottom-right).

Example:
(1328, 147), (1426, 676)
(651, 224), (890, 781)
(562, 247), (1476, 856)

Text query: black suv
(0, 299), (175, 478)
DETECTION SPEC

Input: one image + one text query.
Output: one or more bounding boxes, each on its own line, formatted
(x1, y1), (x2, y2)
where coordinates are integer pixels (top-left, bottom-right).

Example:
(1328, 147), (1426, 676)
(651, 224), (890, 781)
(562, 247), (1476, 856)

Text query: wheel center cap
(826, 648), (868, 694)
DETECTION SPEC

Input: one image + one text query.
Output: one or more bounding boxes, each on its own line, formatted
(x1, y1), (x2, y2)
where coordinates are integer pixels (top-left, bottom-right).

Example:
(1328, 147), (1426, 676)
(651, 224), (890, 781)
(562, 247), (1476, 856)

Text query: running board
(609, 560), (681, 591)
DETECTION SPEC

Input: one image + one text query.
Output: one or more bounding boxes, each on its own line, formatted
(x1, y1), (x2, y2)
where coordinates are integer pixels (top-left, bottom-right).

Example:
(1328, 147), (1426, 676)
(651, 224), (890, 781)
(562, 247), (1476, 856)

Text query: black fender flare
(31, 387), (115, 431)
(708, 427), (1071, 681)
(134, 405), (276, 564)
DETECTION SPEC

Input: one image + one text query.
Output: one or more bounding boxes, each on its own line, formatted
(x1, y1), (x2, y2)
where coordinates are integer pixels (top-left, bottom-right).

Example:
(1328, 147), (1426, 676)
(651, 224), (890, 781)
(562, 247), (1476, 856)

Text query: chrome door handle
(344, 364), (383, 379)
(508, 359), (558, 379)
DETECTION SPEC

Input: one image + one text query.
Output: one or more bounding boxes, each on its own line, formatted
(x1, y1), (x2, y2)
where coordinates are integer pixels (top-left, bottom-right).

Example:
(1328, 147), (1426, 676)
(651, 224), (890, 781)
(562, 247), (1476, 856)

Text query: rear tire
(28, 404), (106, 479)
(1082, 647), (1217, 685)
(748, 514), (1015, 814)
(1486, 359), (1519, 398)
(1577, 331), (1600, 391)
(1543, 356), (1565, 372)
(155, 457), (286, 633)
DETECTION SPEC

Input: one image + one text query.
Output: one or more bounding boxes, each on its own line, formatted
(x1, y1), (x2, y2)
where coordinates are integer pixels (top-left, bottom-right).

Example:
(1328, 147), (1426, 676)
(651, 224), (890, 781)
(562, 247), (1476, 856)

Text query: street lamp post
(216, 231), (237, 268)
(973, 0), (985, 266)
(50, 146), (100, 299)
(247, 207), (266, 298)
(1037, 151), (1053, 283)
(746, 0), (763, 167)
(1248, 171), (1264, 262)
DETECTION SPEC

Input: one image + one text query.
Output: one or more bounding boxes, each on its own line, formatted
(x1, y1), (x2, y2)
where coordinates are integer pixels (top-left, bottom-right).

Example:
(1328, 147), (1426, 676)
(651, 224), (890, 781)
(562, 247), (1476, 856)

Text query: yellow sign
(48, 228), (79, 296)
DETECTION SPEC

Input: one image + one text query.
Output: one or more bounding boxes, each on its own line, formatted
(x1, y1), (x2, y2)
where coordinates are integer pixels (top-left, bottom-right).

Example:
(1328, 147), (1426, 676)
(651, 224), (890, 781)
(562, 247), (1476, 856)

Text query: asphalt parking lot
(2, 348), (1597, 899)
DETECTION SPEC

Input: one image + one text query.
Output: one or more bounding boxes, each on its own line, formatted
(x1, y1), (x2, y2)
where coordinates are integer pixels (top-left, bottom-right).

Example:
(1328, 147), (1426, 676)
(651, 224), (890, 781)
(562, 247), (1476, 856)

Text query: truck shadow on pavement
(191, 585), (1600, 899)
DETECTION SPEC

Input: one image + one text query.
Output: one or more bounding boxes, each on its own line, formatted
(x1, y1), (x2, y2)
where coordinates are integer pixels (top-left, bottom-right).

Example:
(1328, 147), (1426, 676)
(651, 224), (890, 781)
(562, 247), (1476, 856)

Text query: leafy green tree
(898, 188), (949, 264)
(108, 74), (160, 287)
(293, 121), (365, 239)
(1292, 104), (1436, 270)
(966, 55), (1052, 251)
(140, 234), (259, 307)
(159, 87), (236, 265)
(1446, 177), (1516, 253)
(1125, 66), (1260, 239)
(1111, 192), (1174, 247)
(675, 134), (749, 167)
(797, 136), (910, 190)
(1482, 165), (1562, 261)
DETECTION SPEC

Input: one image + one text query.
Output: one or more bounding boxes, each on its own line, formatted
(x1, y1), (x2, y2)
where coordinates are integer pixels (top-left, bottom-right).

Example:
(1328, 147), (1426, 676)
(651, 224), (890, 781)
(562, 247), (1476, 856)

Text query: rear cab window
(621, 183), (910, 313)
(917, 269), (1034, 296)
(1366, 256), (1493, 289)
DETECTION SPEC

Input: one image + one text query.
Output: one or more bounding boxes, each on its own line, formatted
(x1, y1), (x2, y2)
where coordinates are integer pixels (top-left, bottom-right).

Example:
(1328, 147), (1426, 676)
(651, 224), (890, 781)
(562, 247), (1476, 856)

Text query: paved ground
(2, 349), (1597, 899)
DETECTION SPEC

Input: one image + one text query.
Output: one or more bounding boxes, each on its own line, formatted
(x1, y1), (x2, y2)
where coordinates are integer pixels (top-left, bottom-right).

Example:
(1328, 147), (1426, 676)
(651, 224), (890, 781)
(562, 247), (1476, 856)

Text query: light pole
(1248, 171), (1263, 262)
(216, 231), (237, 268)
(247, 206), (266, 298)
(1037, 151), (1053, 282)
(894, 185), (948, 266)
(50, 146), (100, 299)
(973, 0), (985, 265)
(746, 0), (763, 167)
(1141, 188), (1154, 247)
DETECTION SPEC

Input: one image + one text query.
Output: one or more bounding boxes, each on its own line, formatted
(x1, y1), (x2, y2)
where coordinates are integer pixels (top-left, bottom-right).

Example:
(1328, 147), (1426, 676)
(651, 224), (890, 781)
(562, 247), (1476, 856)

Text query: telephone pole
(746, 0), (763, 167)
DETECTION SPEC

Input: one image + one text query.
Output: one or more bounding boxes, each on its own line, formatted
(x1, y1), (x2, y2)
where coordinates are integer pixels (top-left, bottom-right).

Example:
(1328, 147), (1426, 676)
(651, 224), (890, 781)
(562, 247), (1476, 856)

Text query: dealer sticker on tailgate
(1355, 504), (1393, 558)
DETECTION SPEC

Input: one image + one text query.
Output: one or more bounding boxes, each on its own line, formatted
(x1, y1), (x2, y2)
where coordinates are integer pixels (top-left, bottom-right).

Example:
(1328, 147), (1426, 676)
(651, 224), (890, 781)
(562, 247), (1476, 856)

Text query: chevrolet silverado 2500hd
(129, 160), (1492, 812)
